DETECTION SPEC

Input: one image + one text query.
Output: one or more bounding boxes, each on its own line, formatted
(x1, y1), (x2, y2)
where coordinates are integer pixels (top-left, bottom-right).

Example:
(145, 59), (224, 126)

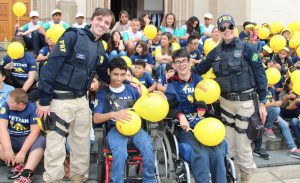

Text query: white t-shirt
(72, 22), (88, 29)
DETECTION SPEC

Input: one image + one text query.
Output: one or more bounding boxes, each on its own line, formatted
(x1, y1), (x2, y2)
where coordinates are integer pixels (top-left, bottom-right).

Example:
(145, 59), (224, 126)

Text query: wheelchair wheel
(97, 137), (105, 183)
(225, 156), (237, 183)
(153, 132), (175, 183)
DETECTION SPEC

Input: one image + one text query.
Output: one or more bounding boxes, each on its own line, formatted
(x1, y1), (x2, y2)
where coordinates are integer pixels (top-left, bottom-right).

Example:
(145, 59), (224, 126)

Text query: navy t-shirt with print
(136, 72), (155, 88)
(130, 53), (154, 65)
(266, 87), (276, 104)
(2, 52), (37, 80)
(0, 102), (37, 136)
(93, 84), (140, 126)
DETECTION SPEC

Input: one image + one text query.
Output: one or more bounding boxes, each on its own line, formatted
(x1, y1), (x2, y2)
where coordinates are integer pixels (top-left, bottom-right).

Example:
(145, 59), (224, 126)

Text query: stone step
(254, 150), (300, 168)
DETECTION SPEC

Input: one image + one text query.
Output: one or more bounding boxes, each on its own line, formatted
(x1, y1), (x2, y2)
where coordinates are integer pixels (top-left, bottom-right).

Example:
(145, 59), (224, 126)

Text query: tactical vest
(212, 39), (256, 93)
(55, 28), (105, 96)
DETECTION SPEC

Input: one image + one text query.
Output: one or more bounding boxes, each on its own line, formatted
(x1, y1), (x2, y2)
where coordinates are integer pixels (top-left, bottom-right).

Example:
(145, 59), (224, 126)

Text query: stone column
(56, 0), (77, 26)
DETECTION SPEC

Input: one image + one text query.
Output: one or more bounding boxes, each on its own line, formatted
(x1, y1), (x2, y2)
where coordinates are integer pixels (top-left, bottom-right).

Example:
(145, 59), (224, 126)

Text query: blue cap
(217, 14), (235, 28)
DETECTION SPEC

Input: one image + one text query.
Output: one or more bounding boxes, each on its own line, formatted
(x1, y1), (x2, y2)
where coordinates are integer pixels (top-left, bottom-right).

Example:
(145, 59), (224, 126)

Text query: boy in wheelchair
(93, 57), (156, 183)
(165, 49), (227, 183)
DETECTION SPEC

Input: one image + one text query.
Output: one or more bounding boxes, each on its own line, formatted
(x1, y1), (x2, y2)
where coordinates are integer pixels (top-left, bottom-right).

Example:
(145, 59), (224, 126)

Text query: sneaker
(13, 169), (33, 183)
(264, 129), (276, 139)
(7, 164), (24, 179)
(289, 148), (300, 159)
(253, 148), (270, 160)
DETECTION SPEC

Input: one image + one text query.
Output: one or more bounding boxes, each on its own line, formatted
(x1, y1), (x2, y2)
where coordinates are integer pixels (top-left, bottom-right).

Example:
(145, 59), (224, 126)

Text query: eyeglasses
(219, 24), (234, 32)
(174, 59), (189, 66)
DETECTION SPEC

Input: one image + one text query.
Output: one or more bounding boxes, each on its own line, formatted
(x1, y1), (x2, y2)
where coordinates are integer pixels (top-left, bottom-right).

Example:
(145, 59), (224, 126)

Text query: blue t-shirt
(158, 74), (167, 87)
(0, 83), (14, 107)
(239, 31), (250, 42)
(135, 72), (155, 88)
(2, 52), (37, 80)
(93, 84), (140, 126)
(188, 49), (202, 60)
(266, 87), (276, 104)
(39, 46), (50, 56)
(130, 53), (154, 65)
(0, 102), (37, 136)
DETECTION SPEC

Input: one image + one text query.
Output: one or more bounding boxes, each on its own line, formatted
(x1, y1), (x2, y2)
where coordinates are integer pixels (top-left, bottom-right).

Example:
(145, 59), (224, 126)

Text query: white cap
(29, 11), (39, 18)
(204, 13), (213, 19)
(51, 9), (62, 16)
(76, 12), (85, 18)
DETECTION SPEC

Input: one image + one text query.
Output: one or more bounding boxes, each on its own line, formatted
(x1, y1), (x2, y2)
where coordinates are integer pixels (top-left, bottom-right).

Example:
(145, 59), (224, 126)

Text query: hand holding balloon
(113, 110), (132, 123)
(178, 114), (191, 132)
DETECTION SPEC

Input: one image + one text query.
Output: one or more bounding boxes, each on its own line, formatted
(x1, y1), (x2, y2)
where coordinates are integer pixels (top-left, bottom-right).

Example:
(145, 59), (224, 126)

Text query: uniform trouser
(177, 130), (227, 183)
(43, 96), (90, 182)
(107, 127), (156, 183)
(219, 97), (257, 175)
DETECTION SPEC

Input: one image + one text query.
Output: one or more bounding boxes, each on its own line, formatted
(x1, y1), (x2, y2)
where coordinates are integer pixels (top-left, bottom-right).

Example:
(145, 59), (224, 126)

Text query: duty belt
(53, 91), (84, 100)
(221, 90), (254, 101)
(220, 107), (249, 134)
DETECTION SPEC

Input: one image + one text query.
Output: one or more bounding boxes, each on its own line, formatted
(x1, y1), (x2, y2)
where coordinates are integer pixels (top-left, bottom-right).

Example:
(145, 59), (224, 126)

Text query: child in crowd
(130, 41), (154, 74)
(157, 63), (175, 93)
(160, 13), (179, 37)
(0, 89), (45, 183)
(259, 45), (273, 68)
(185, 35), (202, 65)
(36, 34), (56, 75)
(134, 60), (157, 92)
(123, 19), (145, 56)
(93, 57), (156, 183)
(0, 67), (15, 107)
(107, 31), (126, 61)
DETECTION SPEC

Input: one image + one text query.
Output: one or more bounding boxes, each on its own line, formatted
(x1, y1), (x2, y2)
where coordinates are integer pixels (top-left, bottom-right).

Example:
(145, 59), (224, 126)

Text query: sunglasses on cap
(219, 24), (234, 32)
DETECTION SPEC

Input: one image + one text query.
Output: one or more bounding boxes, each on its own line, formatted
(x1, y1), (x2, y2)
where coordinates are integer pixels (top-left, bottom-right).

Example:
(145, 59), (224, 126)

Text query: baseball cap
(76, 12), (85, 18)
(51, 9), (62, 16)
(245, 24), (255, 29)
(29, 11), (39, 18)
(204, 13), (213, 19)
(217, 14), (235, 28)
(263, 45), (273, 54)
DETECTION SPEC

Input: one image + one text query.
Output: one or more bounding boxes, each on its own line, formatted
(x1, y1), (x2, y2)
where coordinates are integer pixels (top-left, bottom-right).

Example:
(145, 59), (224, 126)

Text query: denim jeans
(107, 127), (156, 183)
(265, 106), (281, 129)
(177, 130), (226, 183)
(154, 64), (166, 78)
(291, 118), (300, 145)
(108, 50), (127, 61)
(277, 116), (297, 150)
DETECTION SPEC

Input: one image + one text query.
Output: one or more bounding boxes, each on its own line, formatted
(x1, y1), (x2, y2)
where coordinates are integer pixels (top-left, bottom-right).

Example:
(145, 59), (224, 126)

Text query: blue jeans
(177, 130), (226, 183)
(291, 118), (300, 145)
(107, 127), (156, 183)
(154, 64), (166, 78)
(108, 50), (127, 61)
(277, 116), (297, 150)
(265, 106), (281, 129)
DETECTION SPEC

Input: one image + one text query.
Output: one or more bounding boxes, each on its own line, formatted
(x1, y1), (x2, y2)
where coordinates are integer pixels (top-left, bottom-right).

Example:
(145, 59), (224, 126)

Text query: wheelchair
(152, 118), (237, 183)
(97, 122), (153, 183)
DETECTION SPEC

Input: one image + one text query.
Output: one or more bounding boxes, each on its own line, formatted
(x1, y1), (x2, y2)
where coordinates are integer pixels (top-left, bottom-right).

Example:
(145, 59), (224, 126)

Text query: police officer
(193, 14), (268, 183)
(36, 8), (115, 183)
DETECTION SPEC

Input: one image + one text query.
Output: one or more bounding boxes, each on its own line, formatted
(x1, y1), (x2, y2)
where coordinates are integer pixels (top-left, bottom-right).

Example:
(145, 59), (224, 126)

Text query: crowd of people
(0, 6), (299, 183)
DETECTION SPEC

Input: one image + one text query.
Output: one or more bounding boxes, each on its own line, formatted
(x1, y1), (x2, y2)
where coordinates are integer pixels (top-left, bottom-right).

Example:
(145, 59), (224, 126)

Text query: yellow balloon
(36, 118), (47, 133)
(258, 27), (271, 39)
(234, 27), (239, 37)
(203, 39), (217, 55)
(172, 42), (181, 51)
(193, 117), (225, 146)
(270, 35), (286, 52)
(289, 37), (300, 49)
(297, 46), (300, 57)
(138, 84), (148, 95)
(271, 21), (283, 35)
(13, 2), (26, 17)
(144, 25), (157, 40)
(291, 70), (300, 83)
(132, 77), (141, 84)
(133, 93), (169, 122)
(7, 42), (24, 59)
(46, 24), (65, 44)
(102, 40), (108, 51)
(292, 81), (300, 95)
(201, 68), (216, 79)
(121, 56), (132, 68)
(194, 79), (221, 104)
(116, 110), (142, 136)
(293, 31), (300, 39)
(265, 68), (281, 85)
(288, 21), (300, 32)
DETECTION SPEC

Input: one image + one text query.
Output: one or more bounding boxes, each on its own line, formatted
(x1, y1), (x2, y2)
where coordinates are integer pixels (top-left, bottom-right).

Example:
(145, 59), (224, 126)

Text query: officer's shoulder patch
(251, 53), (259, 62)
(0, 107), (6, 114)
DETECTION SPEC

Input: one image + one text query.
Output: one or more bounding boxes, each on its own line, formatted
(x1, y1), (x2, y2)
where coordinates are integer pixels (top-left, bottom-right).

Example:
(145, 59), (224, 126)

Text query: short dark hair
(91, 8), (115, 29)
(9, 89), (28, 104)
(109, 57), (128, 71)
(188, 35), (197, 43)
(243, 21), (252, 29)
(166, 63), (173, 72)
(134, 60), (146, 68)
(171, 48), (190, 61)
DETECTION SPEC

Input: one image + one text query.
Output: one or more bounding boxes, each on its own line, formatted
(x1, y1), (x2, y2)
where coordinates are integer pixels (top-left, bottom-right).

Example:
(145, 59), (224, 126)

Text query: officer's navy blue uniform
(193, 37), (267, 102)
(166, 73), (226, 183)
(38, 25), (108, 105)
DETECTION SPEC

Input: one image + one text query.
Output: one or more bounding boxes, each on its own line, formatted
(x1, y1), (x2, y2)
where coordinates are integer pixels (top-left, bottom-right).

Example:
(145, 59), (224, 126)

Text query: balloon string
(17, 16), (19, 24)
